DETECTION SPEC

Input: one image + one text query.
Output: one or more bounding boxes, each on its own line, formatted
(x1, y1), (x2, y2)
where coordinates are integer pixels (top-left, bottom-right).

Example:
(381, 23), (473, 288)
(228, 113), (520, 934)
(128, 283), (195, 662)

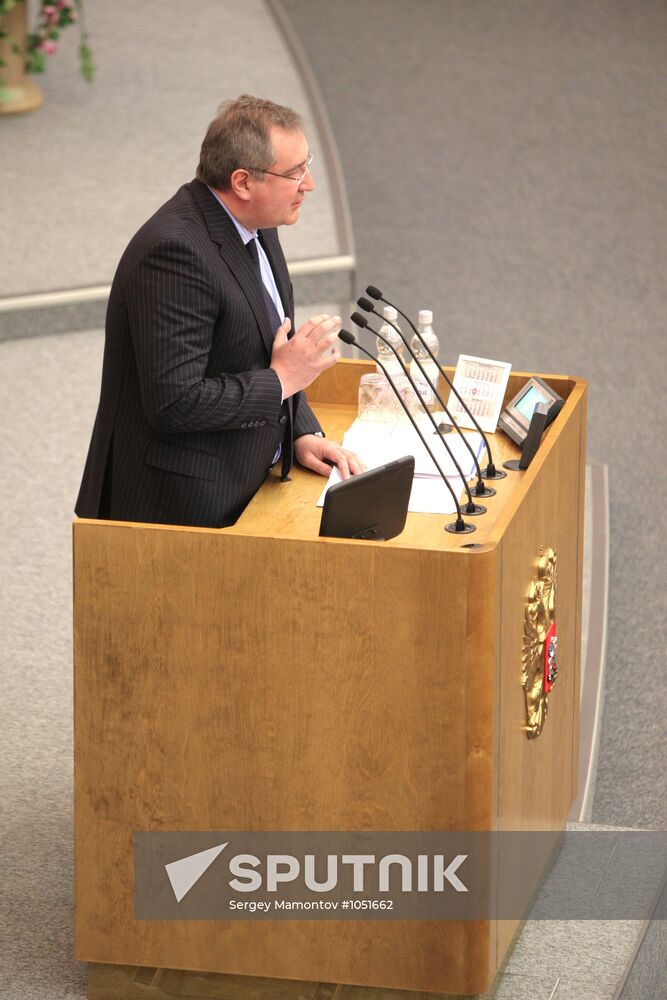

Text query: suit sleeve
(293, 393), (323, 438)
(126, 237), (284, 434)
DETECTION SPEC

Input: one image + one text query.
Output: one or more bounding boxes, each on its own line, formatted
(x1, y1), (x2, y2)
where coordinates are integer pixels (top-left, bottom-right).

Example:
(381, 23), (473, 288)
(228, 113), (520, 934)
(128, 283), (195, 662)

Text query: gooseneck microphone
(350, 312), (486, 518)
(365, 286), (506, 481)
(338, 330), (475, 534)
(351, 312), (485, 518)
(356, 296), (495, 499)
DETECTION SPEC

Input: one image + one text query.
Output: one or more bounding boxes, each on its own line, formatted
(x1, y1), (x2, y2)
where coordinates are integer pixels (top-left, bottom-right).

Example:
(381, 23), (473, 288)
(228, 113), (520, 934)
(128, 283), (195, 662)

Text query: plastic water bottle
(375, 305), (405, 379)
(409, 309), (440, 412)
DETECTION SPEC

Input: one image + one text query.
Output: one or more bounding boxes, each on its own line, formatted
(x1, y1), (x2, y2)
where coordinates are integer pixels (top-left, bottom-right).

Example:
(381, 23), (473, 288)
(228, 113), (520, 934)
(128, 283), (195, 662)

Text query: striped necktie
(246, 237), (282, 334)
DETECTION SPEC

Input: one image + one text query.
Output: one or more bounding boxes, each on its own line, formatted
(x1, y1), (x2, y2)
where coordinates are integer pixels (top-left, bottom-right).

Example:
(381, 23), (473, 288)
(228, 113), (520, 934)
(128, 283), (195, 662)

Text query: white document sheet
(316, 419), (486, 515)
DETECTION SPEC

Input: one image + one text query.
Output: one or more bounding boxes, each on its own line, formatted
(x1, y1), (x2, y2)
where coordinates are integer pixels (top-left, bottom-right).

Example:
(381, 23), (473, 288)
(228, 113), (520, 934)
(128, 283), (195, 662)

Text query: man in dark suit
(76, 95), (361, 528)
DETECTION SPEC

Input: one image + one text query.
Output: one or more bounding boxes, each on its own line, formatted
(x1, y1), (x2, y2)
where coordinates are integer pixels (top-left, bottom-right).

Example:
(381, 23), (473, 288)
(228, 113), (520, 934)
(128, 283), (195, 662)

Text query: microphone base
(437, 421), (453, 435)
(482, 468), (507, 481)
(502, 460), (523, 472)
(474, 483), (496, 498)
(464, 502), (487, 516)
(445, 519), (476, 534)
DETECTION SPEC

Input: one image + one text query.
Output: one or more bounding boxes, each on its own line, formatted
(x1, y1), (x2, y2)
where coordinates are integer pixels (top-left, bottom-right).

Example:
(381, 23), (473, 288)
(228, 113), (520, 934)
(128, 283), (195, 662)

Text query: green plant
(0, 0), (94, 94)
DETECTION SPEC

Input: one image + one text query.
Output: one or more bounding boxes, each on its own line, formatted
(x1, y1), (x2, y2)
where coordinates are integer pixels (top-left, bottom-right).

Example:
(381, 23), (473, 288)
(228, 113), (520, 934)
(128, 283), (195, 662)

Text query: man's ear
(229, 168), (252, 202)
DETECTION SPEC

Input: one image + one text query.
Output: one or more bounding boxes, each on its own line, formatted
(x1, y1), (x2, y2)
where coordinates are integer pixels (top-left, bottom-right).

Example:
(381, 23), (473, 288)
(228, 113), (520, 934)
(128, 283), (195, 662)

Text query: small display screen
(515, 384), (548, 422)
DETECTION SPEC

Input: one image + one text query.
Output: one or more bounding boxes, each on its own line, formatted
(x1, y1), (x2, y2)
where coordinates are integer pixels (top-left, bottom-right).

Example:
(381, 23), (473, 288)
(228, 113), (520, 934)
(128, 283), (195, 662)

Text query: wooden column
(0, 2), (43, 115)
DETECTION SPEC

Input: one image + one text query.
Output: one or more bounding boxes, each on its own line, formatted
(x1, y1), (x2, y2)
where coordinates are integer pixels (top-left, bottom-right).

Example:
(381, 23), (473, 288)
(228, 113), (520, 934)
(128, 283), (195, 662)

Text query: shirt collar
(207, 186), (257, 244)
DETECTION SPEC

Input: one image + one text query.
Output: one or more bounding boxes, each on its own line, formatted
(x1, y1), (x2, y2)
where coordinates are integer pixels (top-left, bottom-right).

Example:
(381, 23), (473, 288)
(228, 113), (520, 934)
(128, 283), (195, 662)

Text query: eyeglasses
(252, 153), (314, 184)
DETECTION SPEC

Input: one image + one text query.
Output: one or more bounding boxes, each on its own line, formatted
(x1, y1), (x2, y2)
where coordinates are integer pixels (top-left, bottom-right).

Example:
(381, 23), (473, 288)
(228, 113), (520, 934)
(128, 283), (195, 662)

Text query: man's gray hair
(196, 94), (304, 190)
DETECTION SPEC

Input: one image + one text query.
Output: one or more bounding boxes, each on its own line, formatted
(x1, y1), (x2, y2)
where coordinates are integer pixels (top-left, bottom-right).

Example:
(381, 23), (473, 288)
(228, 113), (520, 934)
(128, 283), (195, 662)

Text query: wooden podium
(73, 361), (587, 999)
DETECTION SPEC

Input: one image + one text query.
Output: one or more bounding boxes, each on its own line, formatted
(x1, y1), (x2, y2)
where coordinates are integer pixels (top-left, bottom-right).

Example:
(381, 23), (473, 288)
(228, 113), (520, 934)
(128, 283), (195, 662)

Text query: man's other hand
(270, 314), (341, 398)
(294, 435), (365, 480)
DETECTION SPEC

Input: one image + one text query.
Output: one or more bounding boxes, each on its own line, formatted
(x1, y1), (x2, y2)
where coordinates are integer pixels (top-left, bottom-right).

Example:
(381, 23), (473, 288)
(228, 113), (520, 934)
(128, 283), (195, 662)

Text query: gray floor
(1, 1), (666, 998)
(0, 333), (100, 1000)
(619, 919), (667, 1000)
(0, 327), (644, 1000)
(0, 0), (342, 299)
(280, 0), (667, 832)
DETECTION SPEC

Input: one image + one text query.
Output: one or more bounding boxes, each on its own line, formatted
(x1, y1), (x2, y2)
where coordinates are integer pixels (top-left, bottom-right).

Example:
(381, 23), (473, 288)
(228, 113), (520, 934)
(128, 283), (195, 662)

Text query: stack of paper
(317, 419), (486, 516)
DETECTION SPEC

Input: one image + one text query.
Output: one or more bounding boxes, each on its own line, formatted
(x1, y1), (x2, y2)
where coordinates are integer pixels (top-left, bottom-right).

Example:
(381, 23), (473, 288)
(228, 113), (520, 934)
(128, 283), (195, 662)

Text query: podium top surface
(226, 361), (586, 553)
(75, 361), (586, 554)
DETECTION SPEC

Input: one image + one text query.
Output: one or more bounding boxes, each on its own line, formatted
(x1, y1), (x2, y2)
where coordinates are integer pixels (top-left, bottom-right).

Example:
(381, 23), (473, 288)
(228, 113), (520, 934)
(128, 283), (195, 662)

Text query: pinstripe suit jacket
(75, 179), (321, 528)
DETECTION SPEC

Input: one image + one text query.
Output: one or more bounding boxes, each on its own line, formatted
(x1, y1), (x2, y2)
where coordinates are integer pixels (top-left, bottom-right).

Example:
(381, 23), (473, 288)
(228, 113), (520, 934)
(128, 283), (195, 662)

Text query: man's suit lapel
(188, 180), (296, 477)
(187, 180), (276, 358)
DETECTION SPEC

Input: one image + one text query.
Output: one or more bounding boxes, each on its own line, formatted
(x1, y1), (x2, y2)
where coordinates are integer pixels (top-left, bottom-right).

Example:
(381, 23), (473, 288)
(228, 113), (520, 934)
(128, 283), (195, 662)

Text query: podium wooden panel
(73, 361), (586, 998)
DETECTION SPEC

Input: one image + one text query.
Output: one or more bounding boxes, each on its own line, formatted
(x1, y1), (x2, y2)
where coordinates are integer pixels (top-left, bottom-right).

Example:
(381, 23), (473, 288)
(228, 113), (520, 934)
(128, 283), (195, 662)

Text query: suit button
(241, 421), (247, 428)
(278, 415), (287, 426)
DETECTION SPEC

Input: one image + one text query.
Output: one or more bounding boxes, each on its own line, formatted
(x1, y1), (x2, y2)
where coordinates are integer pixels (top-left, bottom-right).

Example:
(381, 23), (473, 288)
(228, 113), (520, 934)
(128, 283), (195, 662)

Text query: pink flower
(43, 4), (56, 14)
(40, 39), (58, 54)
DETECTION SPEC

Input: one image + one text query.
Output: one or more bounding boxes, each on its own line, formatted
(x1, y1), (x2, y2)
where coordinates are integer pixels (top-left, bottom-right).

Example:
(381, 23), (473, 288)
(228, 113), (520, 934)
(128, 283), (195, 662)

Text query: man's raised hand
(270, 313), (341, 397)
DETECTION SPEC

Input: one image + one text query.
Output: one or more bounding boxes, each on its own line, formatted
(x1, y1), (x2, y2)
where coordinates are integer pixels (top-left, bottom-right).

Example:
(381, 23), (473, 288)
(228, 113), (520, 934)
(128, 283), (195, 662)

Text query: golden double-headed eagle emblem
(522, 547), (558, 739)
